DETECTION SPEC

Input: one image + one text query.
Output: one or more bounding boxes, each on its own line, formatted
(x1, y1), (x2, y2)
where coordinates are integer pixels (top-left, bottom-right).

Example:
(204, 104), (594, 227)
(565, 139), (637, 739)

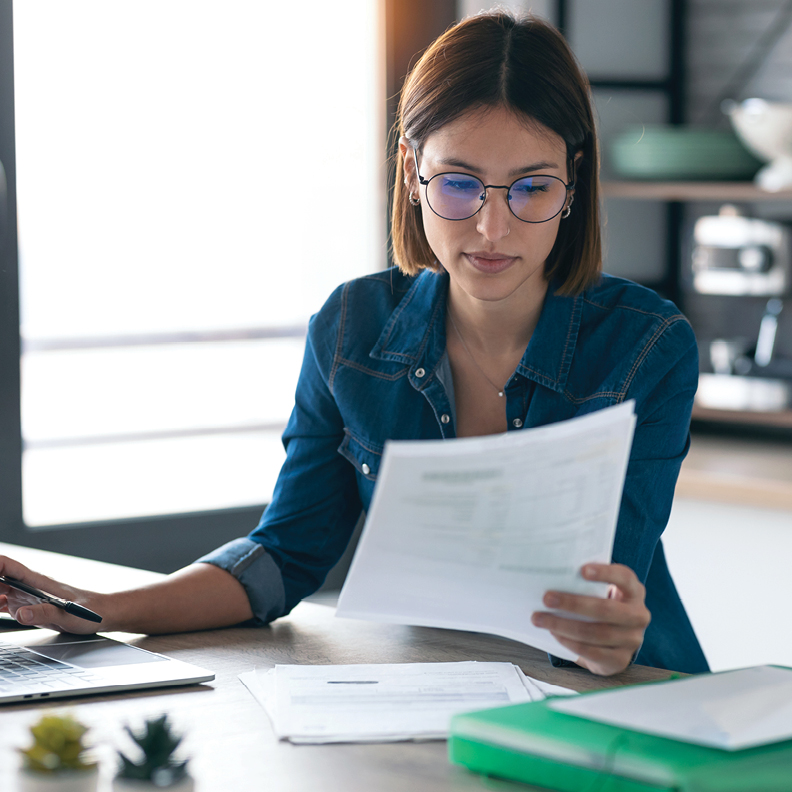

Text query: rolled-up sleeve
(196, 538), (286, 624)
(193, 284), (361, 625)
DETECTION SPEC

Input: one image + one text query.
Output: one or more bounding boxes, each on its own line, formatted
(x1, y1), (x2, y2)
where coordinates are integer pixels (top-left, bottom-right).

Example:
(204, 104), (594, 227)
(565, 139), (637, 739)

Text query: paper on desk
(550, 665), (792, 750)
(516, 667), (578, 700)
(336, 402), (636, 661)
(239, 662), (574, 744)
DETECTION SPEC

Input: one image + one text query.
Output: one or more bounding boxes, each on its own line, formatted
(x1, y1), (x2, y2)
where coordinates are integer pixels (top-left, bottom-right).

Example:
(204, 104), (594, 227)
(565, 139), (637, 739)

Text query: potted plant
(113, 714), (193, 791)
(18, 712), (99, 792)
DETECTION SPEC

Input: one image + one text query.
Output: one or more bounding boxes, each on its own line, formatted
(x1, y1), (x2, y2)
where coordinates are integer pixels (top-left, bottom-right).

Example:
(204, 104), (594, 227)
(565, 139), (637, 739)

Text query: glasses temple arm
(411, 147), (430, 186)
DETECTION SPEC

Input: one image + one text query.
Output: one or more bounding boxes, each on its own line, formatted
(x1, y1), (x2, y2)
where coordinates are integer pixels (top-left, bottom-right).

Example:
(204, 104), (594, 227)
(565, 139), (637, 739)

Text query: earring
(561, 205), (572, 219)
(408, 192), (420, 207)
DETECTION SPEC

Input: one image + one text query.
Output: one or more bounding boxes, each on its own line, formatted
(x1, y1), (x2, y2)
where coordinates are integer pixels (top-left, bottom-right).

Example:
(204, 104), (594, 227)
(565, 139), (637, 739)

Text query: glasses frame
(412, 148), (575, 224)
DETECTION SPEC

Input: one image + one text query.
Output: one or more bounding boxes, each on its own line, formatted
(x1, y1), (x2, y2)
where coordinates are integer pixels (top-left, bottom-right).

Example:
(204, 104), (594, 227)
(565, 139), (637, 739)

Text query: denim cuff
(195, 538), (286, 625)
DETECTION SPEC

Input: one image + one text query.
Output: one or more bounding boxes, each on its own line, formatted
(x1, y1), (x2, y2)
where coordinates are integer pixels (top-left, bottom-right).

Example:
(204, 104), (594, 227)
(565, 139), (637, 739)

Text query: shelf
(602, 180), (792, 202)
(691, 404), (792, 429)
(678, 432), (792, 510)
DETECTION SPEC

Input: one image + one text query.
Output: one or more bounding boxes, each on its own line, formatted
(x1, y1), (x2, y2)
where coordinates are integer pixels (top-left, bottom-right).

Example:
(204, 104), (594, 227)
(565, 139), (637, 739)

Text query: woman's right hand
(0, 555), (108, 634)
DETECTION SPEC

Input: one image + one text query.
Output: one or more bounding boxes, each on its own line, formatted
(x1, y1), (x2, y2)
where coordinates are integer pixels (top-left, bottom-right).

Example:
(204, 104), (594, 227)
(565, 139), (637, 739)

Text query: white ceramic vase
(17, 767), (99, 792)
(112, 775), (195, 792)
(726, 98), (792, 191)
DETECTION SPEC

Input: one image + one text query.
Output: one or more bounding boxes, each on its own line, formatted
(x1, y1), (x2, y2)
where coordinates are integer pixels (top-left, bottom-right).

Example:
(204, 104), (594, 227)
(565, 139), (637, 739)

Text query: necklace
(447, 310), (505, 397)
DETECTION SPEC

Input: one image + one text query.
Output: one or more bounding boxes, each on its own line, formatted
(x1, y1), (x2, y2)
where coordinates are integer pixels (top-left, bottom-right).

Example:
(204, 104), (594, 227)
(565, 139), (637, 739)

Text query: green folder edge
(448, 670), (792, 792)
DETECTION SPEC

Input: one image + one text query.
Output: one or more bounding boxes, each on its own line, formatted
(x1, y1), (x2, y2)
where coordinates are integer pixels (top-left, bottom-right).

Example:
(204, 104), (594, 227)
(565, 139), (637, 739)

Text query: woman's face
(402, 105), (572, 308)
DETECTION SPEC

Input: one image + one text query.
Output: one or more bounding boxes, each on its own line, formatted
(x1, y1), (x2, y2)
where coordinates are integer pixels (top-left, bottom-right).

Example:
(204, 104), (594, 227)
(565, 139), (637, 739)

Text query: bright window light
(14, 1), (384, 526)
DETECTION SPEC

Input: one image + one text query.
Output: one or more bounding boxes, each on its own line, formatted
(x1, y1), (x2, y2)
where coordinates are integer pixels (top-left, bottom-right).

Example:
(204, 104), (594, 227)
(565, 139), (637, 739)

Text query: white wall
(664, 497), (792, 672)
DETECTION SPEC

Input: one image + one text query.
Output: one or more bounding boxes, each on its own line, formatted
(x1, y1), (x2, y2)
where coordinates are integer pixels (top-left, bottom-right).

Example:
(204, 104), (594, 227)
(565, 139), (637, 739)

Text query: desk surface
(0, 543), (674, 792)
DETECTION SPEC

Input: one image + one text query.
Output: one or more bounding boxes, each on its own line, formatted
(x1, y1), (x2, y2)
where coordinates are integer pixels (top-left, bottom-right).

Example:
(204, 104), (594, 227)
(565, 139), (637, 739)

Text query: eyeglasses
(413, 149), (574, 224)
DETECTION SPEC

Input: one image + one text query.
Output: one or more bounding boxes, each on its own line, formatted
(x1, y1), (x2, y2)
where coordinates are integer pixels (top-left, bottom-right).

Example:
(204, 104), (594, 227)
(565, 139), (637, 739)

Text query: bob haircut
(391, 12), (601, 295)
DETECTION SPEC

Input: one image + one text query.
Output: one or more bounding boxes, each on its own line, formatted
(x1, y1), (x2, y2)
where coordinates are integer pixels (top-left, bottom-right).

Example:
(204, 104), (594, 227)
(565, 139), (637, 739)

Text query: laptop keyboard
(0, 645), (101, 694)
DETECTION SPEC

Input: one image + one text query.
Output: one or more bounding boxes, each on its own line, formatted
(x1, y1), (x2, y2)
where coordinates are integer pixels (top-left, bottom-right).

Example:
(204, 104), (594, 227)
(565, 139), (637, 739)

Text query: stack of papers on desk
(336, 402), (636, 661)
(239, 661), (574, 743)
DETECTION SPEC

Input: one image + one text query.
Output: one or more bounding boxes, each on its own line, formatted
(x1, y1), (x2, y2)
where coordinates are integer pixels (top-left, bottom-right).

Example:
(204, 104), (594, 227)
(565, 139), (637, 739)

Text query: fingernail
(583, 565), (596, 579)
(544, 593), (560, 608)
(531, 613), (545, 627)
(17, 608), (32, 624)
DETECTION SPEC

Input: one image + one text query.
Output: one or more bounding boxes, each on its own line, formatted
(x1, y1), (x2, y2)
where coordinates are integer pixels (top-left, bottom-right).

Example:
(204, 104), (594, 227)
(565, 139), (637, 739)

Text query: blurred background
(1, 0), (791, 671)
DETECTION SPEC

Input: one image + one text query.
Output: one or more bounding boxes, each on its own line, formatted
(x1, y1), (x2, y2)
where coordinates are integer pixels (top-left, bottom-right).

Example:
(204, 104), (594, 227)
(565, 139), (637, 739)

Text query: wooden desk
(0, 543), (673, 792)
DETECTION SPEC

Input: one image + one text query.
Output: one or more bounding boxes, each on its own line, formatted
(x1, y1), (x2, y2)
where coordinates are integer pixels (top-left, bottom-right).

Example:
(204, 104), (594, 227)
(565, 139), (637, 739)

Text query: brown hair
(391, 12), (601, 295)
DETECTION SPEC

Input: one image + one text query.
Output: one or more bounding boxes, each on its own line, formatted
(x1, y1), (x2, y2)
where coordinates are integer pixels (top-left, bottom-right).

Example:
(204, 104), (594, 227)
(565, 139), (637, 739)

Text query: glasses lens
(426, 173), (485, 220)
(508, 176), (567, 222)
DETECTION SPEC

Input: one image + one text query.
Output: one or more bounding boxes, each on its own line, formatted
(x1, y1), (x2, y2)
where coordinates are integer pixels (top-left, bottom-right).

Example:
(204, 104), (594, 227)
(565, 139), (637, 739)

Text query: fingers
(8, 600), (98, 634)
(0, 555), (64, 599)
(539, 562), (649, 629)
(552, 635), (636, 678)
(580, 563), (645, 602)
(531, 562), (651, 677)
(531, 609), (644, 677)
(13, 602), (59, 629)
(532, 609), (645, 648)
(539, 590), (649, 628)
(0, 555), (101, 634)
(0, 555), (36, 583)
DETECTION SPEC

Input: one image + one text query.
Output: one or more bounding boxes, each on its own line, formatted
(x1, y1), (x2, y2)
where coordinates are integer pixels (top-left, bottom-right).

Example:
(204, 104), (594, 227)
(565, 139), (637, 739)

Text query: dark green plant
(117, 714), (189, 786)
(19, 713), (97, 774)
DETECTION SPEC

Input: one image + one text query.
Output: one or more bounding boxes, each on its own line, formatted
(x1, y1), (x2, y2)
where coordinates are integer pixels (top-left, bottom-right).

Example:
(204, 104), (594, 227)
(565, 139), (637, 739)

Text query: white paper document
(239, 661), (574, 744)
(550, 665), (792, 751)
(336, 402), (636, 661)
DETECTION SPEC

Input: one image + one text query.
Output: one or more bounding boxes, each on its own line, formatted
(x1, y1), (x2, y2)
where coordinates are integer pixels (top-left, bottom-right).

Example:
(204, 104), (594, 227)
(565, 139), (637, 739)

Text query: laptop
(0, 627), (214, 704)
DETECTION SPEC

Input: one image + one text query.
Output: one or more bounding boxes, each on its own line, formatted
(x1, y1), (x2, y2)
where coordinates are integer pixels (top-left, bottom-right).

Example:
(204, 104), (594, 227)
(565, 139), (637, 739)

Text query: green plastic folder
(449, 695), (792, 792)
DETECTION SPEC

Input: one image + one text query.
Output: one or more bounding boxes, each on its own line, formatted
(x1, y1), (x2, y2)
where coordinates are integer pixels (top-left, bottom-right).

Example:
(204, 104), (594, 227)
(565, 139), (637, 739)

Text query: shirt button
(440, 414), (451, 424)
(361, 463), (371, 475)
(415, 367), (425, 378)
(512, 418), (523, 428)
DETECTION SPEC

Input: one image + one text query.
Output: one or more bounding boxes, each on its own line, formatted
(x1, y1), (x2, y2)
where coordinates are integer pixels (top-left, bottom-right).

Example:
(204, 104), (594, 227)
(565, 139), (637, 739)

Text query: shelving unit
(602, 181), (792, 202)
(604, 179), (792, 431)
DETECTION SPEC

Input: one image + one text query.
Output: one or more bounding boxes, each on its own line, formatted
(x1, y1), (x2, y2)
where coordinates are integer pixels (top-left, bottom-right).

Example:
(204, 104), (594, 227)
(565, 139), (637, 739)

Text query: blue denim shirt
(199, 267), (710, 674)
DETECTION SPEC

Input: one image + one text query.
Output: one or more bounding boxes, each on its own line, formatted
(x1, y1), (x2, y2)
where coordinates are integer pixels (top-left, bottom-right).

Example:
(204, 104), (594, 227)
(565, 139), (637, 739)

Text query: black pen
(0, 576), (103, 624)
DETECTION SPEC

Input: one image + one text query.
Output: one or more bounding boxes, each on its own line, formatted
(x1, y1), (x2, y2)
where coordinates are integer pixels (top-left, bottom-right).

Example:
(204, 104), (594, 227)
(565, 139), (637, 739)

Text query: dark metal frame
(0, 1), (23, 545)
(414, 149), (575, 224)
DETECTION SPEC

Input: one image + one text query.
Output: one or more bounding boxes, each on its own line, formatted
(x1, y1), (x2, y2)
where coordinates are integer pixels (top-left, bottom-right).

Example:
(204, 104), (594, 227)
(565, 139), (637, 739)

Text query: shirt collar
(369, 268), (583, 394)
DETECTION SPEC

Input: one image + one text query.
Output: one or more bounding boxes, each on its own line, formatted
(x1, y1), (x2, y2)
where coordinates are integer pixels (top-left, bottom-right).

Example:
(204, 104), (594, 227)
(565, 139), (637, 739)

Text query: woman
(0, 12), (709, 676)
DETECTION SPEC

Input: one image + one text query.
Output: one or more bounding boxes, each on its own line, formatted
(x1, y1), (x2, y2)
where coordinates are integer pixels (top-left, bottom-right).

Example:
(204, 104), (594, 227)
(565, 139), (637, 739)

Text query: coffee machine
(689, 205), (792, 417)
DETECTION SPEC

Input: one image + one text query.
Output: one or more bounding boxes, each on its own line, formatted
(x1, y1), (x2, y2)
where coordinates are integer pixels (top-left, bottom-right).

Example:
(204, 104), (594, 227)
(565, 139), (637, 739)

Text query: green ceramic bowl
(610, 125), (762, 180)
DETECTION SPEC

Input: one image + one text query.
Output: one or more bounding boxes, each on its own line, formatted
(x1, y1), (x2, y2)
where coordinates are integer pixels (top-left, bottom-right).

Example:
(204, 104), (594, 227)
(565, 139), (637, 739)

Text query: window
(0, 1), (384, 568)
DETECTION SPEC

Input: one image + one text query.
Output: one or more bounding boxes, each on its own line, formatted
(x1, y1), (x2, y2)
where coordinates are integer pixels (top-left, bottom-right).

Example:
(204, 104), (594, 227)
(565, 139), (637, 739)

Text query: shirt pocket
(337, 428), (382, 482)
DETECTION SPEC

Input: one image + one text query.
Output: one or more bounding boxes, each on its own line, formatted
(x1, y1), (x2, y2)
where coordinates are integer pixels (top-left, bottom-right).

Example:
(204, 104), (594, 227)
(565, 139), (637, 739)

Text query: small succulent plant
(117, 714), (189, 787)
(19, 712), (97, 774)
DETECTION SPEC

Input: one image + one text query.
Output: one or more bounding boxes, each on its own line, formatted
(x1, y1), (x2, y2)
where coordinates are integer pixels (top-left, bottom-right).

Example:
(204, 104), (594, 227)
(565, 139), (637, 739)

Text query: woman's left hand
(531, 563), (651, 677)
